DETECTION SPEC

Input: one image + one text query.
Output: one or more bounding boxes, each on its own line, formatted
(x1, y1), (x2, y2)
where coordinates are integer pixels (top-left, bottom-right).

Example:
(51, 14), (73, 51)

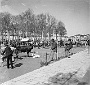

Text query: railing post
(46, 52), (48, 65)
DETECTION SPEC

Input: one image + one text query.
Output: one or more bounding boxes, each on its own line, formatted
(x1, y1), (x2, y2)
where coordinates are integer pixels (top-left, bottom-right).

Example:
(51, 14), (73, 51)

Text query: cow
(13, 41), (33, 58)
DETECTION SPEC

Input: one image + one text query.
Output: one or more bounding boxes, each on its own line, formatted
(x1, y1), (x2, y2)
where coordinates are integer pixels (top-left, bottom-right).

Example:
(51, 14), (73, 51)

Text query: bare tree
(57, 21), (67, 40)
(0, 12), (11, 41)
(46, 14), (57, 40)
(21, 9), (36, 38)
(36, 13), (47, 40)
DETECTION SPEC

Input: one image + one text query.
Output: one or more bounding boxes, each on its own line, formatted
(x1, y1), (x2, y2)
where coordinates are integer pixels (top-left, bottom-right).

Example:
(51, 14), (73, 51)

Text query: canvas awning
(21, 38), (29, 42)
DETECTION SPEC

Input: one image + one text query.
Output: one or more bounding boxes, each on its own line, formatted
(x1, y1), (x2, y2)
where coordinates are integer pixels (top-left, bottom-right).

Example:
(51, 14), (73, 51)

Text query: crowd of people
(0, 37), (90, 69)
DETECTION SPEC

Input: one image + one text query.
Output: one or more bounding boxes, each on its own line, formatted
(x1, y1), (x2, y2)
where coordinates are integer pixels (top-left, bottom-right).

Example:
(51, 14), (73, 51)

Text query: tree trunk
(53, 29), (54, 39)
(41, 31), (44, 41)
(56, 33), (57, 40)
(7, 30), (10, 44)
(12, 30), (14, 40)
(47, 32), (49, 40)
(26, 32), (27, 37)
(1, 31), (4, 42)
(5, 31), (7, 40)
(59, 35), (62, 41)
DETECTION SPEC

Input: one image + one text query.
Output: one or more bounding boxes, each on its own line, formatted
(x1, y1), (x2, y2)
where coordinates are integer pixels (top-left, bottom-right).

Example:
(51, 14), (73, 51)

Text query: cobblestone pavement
(0, 47), (87, 85)
(81, 66), (90, 85)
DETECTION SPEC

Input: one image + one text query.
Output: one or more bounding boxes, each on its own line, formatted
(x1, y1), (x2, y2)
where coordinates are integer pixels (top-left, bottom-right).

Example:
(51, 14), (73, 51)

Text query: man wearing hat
(50, 39), (57, 61)
(65, 39), (73, 57)
(2, 42), (14, 69)
(87, 39), (90, 54)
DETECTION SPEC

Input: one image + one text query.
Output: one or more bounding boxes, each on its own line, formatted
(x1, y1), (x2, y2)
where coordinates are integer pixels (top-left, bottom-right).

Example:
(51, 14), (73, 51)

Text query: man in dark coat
(50, 39), (57, 61)
(65, 39), (73, 57)
(87, 39), (90, 54)
(3, 43), (14, 69)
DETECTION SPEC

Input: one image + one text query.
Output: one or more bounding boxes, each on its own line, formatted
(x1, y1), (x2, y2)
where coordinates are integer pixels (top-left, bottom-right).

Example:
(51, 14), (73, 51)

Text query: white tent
(21, 38), (29, 42)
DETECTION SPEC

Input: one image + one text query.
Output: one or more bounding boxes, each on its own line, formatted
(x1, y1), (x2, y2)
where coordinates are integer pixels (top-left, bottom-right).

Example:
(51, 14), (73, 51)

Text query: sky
(0, 0), (90, 36)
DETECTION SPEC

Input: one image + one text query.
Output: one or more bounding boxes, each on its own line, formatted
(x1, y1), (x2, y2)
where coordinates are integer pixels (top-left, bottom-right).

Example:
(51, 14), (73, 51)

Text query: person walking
(50, 39), (57, 61)
(87, 39), (90, 54)
(2, 43), (14, 69)
(65, 39), (73, 57)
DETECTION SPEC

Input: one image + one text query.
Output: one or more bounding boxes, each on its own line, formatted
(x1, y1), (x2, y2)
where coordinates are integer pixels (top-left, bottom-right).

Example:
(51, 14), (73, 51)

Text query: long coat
(51, 41), (57, 52)
(3, 46), (13, 57)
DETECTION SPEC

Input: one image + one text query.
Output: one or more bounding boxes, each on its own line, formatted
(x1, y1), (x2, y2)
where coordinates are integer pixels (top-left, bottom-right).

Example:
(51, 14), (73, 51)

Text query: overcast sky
(0, 0), (90, 36)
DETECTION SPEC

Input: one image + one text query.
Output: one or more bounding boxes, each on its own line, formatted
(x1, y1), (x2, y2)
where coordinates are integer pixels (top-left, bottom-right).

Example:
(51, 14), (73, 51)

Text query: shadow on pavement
(20, 55), (33, 58)
(77, 82), (88, 85)
(17, 57), (23, 60)
(15, 63), (23, 67)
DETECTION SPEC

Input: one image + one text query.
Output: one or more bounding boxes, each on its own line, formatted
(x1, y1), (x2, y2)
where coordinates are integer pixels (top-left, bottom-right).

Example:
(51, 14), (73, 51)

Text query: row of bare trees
(0, 9), (67, 41)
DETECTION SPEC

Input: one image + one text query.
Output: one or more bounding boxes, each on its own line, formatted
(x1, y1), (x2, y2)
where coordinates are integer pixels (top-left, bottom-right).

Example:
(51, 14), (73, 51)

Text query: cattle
(16, 44), (33, 57)
(12, 41), (33, 58)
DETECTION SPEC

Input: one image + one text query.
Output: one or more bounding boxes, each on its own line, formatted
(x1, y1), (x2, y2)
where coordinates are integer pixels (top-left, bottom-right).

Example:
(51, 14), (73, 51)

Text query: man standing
(65, 39), (73, 57)
(87, 39), (90, 54)
(50, 39), (57, 61)
(3, 43), (14, 69)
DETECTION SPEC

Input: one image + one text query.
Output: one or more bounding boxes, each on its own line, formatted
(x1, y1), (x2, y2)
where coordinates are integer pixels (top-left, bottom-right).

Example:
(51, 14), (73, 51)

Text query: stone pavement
(81, 66), (90, 85)
(0, 48), (90, 85)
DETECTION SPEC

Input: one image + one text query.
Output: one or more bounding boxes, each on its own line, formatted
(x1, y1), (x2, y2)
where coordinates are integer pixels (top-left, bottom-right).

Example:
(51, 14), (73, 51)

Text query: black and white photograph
(0, 0), (90, 85)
